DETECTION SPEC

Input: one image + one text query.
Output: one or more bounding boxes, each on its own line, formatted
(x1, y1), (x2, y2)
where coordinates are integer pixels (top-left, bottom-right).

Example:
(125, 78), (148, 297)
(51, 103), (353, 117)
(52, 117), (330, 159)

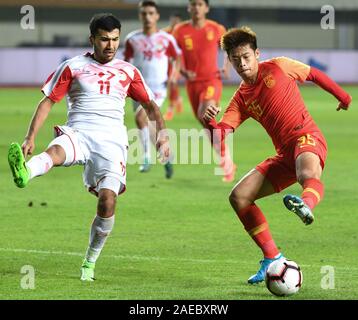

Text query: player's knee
(45, 145), (66, 166)
(297, 169), (320, 185)
(229, 188), (252, 211)
(97, 190), (117, 217)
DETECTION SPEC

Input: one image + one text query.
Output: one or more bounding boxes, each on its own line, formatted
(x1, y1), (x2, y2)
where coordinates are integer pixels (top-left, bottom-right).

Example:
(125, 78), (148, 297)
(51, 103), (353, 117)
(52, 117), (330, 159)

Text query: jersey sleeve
(127, 68), (154, 104)
(220, 91), (249, 129)
(307, 67), (352, 106)
(166, 34), (182, 59)
(123, 38), (134, 62)
(41, 60), (73, 103)
(272, 56), (310, 83)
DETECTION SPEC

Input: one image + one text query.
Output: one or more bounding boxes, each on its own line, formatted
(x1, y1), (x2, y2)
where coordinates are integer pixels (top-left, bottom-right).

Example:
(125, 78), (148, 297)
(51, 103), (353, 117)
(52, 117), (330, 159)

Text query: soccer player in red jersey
(172, 0), (235, 182)
(163, 13), (184, 121)
(203, 27), (352, 284)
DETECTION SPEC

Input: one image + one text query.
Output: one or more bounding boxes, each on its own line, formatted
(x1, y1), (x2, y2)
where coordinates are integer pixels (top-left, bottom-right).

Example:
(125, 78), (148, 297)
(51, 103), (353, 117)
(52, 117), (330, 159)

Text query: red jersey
(173, 19), (226, 82)
(221, 57), (322, 153)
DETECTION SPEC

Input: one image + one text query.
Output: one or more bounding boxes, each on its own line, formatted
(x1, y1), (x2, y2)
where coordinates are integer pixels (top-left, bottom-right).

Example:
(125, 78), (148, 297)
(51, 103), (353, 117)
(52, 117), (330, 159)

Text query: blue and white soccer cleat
(283, 194), (314, 225)
(248, 254), (283, 284)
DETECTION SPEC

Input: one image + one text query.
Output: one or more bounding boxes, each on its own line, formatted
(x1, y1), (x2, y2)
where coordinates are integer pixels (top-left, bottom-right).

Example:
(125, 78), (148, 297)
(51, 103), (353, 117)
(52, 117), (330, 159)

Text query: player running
(203, 27), (352, 284)
(162, 13), (184, 121)
(172, 0), (235, 182)
(124, 1), (181, 176)
(8, 13), (170, 281)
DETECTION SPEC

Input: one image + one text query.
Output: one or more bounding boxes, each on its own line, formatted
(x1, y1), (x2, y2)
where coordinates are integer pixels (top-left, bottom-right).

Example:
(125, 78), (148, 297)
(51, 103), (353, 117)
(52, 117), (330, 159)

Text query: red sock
(237, 204), (280, 259)
(301, 178), (324, 210)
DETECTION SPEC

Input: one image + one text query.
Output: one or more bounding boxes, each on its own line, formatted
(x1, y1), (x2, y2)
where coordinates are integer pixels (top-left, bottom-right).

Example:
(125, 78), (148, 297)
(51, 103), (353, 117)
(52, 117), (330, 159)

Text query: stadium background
(1, 0), (358, 85)
(0, 0), (357, 300)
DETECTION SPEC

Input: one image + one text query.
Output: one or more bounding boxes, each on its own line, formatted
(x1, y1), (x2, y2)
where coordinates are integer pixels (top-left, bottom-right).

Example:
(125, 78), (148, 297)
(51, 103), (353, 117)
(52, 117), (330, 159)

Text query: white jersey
(124, 29), (181, 92)
(42, 53), (154, 143)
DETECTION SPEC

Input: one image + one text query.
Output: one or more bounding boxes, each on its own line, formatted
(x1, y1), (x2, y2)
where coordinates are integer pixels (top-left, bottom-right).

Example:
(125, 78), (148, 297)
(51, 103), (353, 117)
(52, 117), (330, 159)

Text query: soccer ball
(265, 258), (303, 297)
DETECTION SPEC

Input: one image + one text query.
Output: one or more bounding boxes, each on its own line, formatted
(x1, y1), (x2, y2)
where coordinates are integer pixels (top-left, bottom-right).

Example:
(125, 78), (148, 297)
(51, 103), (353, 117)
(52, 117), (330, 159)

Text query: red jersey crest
(263, 74), (276, 88)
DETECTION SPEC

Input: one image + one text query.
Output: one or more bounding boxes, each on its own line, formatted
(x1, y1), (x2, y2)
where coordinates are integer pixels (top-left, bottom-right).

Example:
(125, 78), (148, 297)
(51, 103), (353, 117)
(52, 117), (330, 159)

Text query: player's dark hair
(89, 13), (121, 36)
(189, 0), (209, 5)
(221, 26), (258, 55)
(139, 0), (159, 11)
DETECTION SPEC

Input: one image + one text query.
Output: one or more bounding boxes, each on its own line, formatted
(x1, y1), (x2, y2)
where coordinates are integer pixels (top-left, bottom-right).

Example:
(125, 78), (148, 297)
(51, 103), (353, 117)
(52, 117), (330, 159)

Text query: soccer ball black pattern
(265, 258), (303, 297)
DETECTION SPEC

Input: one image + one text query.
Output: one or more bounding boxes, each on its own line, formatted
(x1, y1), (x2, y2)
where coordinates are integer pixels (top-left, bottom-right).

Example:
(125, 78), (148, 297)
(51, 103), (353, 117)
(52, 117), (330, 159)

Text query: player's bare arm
(22, 96), (55, 157)
(168, 56), (181, 85)
(176, 54), (195, 80)
(142, 100), (170, 160)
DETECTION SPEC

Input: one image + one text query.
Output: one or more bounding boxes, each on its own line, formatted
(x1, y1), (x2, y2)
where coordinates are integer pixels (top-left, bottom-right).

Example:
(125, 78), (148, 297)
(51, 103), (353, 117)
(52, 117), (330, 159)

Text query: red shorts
(256, 132), (327, 193)
(186, 78), (222, 119)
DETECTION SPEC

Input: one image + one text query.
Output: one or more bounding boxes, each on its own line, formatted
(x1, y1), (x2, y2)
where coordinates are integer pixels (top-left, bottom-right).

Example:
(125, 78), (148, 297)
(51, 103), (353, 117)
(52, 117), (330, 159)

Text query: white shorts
(133, 85), (167, 113)
(48, 125), (127, 196)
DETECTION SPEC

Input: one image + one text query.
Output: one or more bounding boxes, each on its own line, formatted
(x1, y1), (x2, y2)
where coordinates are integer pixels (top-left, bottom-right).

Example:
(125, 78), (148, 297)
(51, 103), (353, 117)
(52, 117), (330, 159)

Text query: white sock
(140, 126), (151, 161)
(85, 215), (115, 264)
(26, 152), (54, 179)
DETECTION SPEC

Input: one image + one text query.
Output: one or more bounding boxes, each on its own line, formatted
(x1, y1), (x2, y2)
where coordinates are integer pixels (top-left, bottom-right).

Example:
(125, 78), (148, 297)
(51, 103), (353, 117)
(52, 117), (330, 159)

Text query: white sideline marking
(0, 247), (227, 264)
(0, 247), (356, 271)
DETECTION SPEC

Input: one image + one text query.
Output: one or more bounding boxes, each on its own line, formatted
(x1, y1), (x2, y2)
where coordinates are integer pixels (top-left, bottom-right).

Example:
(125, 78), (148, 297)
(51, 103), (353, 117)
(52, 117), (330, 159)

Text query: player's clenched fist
(203, 105), (221, 122)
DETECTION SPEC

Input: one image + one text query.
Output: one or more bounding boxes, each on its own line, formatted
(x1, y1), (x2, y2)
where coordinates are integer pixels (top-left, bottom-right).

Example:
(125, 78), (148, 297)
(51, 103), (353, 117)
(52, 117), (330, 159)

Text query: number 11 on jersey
(98, 80), (111, 94)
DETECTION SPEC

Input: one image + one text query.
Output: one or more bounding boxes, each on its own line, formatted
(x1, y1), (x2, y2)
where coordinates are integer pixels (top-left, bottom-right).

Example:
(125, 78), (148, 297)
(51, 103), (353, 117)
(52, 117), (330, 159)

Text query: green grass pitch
(0, 85), (357, 300)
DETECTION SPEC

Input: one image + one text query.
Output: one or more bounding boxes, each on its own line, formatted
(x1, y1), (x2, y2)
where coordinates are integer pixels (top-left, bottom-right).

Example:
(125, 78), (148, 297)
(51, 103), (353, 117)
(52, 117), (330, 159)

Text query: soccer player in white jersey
(124, 0), (181, 176)
(7, 13), (170, 281)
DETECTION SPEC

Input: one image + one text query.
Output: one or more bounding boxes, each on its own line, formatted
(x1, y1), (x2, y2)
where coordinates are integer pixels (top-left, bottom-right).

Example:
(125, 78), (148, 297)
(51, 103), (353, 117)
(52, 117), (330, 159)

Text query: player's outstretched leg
(8, 143), (30, 188)
(248, 253), (283, 284)
(283, 194), (314, 225)
(9, 143), (56, 188)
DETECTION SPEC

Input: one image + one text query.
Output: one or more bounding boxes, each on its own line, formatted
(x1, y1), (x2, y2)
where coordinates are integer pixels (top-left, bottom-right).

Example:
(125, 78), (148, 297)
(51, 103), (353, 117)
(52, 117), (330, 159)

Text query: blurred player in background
(124, 1), (181, 176)
(204, 27), (352, 284)
(163, 13), (184, 121)
(173, 0), (235, 182)
(8, 13), (170, 281)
